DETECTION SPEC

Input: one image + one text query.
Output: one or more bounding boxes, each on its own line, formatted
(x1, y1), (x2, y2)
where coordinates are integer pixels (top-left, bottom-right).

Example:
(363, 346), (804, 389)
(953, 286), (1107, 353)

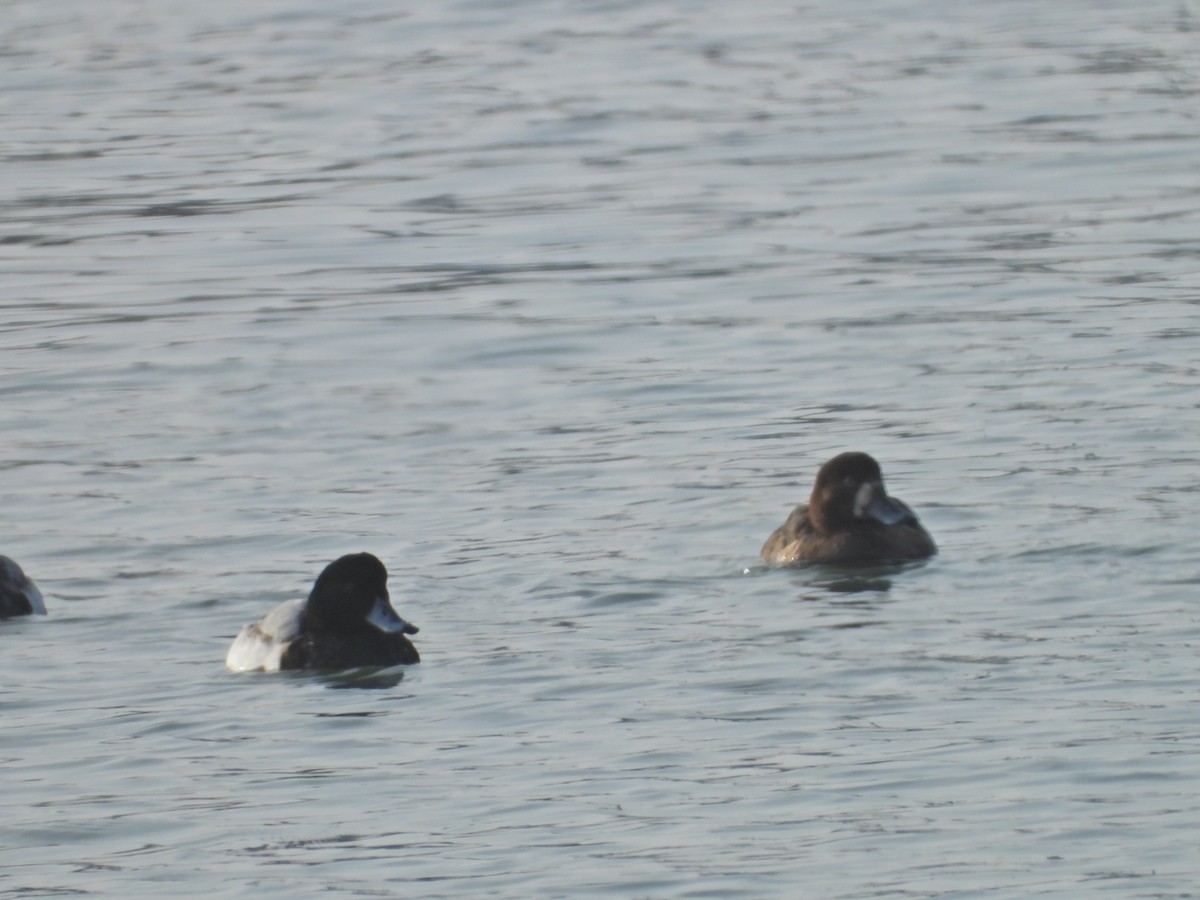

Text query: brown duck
(761, 452), (936, 566)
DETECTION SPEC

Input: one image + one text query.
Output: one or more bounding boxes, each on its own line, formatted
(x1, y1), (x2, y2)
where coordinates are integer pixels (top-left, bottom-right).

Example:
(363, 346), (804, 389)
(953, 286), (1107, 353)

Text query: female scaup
(225, 552), (420, 673)
(760, 452), (936, 565)
(0, 555), (46, 618)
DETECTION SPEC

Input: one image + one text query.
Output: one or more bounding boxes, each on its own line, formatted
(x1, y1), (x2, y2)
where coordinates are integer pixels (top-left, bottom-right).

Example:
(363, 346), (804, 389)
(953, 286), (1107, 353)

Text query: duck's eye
(842, 476), (856, 487)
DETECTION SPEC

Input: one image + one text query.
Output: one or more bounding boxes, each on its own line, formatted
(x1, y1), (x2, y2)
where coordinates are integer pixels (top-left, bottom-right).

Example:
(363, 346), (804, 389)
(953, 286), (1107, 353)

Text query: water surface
(3, 0), (1200, 896)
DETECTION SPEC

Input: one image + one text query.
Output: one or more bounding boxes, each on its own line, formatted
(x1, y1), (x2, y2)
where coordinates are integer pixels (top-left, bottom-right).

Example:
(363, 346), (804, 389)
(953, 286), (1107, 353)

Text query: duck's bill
(367, 595), (419, 635)
(865, 495), (911, 526)
(27, 582), (46, 615)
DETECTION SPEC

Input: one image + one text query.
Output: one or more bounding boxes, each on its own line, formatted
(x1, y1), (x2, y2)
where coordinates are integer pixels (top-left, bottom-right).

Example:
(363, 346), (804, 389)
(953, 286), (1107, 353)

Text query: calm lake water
(3, 0), (1200, 896)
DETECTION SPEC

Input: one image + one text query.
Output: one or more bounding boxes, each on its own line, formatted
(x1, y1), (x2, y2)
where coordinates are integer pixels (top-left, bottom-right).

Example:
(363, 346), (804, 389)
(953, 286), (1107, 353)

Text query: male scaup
(0, 555), (46, 618)
(760, 452), (936, 565)
(225, 552), (420, 673)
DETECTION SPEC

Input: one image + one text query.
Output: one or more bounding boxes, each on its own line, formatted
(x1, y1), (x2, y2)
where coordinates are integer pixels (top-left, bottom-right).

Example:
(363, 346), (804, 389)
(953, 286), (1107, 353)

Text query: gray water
(3, 0), (1200, 895)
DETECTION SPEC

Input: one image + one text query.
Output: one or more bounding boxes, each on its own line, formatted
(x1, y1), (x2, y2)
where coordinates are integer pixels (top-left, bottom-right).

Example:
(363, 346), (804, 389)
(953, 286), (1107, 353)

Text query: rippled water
(3, 0), (1200, 895)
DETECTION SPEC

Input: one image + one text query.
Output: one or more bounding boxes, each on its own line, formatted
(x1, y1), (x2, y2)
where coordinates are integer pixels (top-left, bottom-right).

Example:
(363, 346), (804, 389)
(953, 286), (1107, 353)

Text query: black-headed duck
(226, 553), (420, 672)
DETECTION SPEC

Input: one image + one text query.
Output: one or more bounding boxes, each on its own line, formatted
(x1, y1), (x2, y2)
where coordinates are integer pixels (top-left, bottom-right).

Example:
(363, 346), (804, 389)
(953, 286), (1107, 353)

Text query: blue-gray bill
(866, 494), (911, 526)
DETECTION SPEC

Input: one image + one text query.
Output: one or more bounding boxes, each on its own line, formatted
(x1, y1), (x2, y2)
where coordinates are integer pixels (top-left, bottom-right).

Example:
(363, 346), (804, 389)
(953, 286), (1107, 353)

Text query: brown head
(807, 452), (912, 535)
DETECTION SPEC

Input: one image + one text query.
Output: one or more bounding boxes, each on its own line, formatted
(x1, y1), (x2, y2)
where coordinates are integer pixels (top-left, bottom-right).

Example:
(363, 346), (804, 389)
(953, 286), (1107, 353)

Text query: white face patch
(853, 482), (875, 518)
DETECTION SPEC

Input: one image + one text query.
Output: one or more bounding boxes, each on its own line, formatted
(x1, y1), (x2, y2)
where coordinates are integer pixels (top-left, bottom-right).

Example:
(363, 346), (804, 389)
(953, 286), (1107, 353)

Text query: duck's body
(226, 553), (419, 673)
(0, 556), (46, 618)
(761, 452), (936, 566)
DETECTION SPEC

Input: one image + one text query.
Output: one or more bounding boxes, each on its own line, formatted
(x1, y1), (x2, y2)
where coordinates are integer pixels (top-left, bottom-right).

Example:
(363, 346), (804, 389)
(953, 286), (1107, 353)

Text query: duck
(760, 452), (936, 565)
(0, 555), (46, 618)
(226, 552), (420, 672)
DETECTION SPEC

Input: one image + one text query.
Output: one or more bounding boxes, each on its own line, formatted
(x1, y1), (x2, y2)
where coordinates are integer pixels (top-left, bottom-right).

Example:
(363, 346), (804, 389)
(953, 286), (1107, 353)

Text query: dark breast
(280, 631), (420, 670)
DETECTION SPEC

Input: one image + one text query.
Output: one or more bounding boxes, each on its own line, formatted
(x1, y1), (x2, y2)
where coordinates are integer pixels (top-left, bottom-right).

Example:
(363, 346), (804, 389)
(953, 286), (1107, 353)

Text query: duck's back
(225, 598), (305, 673)
(760, 505), (815, 564)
